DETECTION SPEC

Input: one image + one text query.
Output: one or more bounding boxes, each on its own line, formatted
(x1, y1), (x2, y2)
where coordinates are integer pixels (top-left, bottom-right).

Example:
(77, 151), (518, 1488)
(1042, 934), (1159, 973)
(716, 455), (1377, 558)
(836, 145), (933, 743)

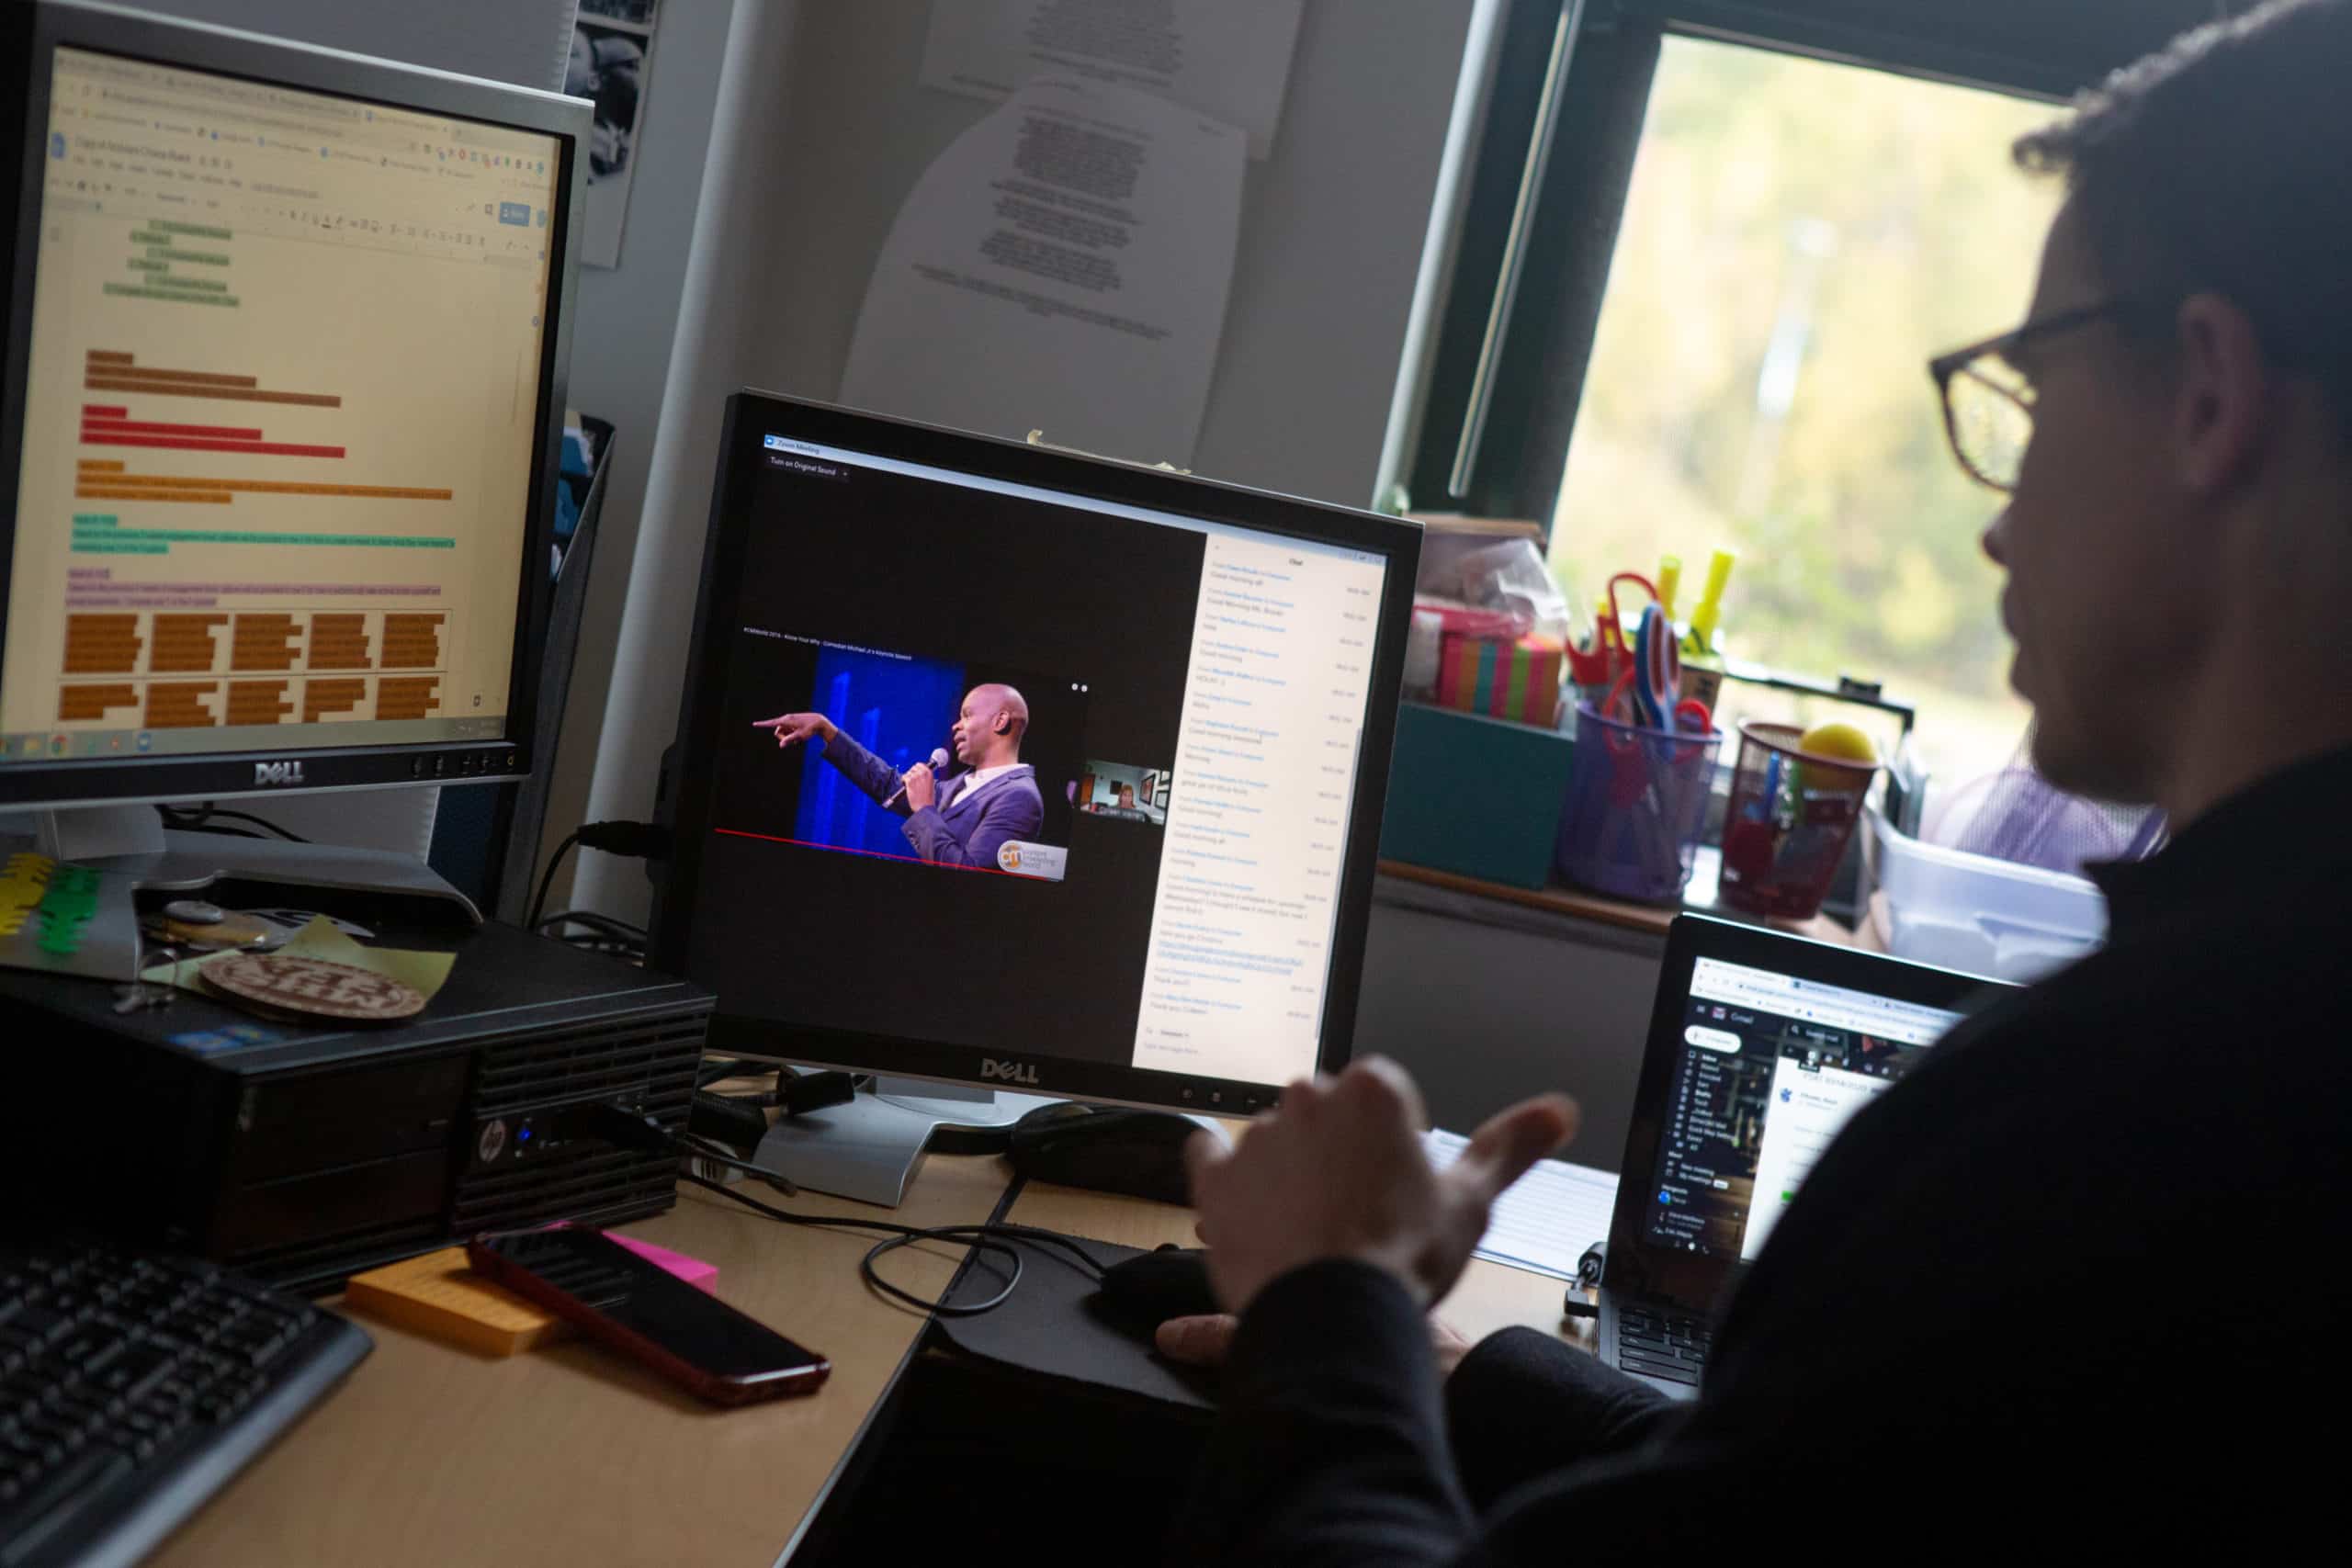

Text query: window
(1411, 4), (2233, 793)
(1547, 39), (2056, 785)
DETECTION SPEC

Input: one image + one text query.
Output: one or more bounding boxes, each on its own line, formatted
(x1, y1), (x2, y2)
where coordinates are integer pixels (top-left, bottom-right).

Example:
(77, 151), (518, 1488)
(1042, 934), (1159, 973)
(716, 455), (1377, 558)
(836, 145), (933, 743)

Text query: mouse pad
(933, 1233), (1219, 1410)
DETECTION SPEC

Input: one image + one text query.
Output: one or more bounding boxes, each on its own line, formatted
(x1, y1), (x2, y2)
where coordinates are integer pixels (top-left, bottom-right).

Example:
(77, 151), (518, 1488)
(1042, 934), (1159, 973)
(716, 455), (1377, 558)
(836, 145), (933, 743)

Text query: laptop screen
(1644, 955), (1969, 1262)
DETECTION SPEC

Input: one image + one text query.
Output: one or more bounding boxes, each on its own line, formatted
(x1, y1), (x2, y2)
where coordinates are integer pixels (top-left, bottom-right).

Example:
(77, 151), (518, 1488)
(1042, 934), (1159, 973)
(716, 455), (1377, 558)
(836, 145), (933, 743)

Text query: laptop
(1594, 914), (2015, 1399)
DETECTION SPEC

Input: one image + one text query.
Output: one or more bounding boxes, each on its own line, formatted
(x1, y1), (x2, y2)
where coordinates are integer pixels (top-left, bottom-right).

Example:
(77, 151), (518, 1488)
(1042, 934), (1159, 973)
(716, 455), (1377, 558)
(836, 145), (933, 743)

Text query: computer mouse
(1097, 1245), (1220, 1328)
(1003, 1102), (1222, 1206)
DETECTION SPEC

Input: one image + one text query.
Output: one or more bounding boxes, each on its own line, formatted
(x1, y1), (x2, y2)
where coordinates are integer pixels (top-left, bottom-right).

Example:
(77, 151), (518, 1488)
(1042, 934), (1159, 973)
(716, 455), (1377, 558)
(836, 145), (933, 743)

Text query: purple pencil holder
(1555, 704), (1722, 905)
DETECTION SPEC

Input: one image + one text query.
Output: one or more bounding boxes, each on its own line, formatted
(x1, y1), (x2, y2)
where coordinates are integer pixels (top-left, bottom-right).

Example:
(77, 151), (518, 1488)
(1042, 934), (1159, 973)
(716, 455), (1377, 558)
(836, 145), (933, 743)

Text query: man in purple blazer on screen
(755, 682), (1043, 870)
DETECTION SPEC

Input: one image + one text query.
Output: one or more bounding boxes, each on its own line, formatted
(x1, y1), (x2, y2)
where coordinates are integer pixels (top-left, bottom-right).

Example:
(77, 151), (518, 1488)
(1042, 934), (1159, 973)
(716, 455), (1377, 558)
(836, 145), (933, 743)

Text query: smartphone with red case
(467, 1227), (830, 1404)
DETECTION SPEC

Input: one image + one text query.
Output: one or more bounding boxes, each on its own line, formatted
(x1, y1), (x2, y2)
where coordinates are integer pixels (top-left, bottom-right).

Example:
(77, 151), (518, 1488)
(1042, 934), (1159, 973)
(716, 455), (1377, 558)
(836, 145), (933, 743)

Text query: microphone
(885, 747), (952, 810)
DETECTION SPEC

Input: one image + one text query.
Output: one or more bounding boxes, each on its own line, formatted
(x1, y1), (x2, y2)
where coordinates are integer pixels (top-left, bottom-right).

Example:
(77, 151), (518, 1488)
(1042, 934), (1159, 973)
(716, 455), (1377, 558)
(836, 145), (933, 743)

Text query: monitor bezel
(1605, 913), (2018, 1307)
(650, 392), (1425, 1117)
(0, 0), (587, 809)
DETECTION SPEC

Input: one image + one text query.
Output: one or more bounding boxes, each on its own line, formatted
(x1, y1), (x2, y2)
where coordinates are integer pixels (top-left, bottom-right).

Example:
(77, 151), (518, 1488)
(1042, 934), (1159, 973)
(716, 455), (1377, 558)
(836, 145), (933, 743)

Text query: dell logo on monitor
(980, 1057), (1040, 1087)
(253, 761), (307, 787)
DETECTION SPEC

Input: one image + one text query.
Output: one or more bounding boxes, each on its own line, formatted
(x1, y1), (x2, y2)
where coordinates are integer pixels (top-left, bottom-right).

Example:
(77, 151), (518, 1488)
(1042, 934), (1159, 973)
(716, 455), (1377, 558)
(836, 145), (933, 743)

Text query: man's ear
(2172, 292), (2269, 498)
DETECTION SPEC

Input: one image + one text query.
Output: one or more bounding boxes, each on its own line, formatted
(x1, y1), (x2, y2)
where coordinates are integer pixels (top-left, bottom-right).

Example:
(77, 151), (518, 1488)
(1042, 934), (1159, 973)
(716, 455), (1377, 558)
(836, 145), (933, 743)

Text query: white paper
(922, 0), (1304, 161)
(1424, 1128), (1622, 1283)
(840, 78), (1246, 469)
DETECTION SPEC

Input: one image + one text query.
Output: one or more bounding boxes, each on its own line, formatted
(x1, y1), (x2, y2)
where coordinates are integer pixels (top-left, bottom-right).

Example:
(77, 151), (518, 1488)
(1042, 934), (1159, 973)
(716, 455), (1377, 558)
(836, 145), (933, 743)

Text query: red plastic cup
(1718, 721), (1878, 920)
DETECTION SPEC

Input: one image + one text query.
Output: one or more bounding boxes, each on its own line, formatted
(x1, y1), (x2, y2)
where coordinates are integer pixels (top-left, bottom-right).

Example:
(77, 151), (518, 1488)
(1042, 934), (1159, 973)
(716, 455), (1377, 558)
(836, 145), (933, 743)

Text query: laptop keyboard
(1616, 1305), (1712, 1388)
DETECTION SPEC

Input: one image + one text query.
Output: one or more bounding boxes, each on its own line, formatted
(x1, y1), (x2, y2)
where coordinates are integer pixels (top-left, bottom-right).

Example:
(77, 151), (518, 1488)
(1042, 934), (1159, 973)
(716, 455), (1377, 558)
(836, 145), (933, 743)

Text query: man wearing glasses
(1162, 0), (2350, 1554)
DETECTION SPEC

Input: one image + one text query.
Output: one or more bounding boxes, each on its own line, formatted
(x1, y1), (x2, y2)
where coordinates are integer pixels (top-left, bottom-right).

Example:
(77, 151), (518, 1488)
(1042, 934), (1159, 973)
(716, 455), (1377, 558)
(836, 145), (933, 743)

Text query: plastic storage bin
(1863, 808), (2108, 981)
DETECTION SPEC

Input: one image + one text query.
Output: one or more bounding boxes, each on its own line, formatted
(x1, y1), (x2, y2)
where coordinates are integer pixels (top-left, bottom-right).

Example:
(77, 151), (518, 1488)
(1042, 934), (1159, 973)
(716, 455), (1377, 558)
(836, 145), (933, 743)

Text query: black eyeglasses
(1928, 301), (2158, 493)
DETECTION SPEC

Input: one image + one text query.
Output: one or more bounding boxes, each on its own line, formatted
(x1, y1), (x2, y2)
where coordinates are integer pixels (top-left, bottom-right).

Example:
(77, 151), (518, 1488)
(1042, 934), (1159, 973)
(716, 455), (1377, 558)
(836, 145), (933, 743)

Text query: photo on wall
(566, 0), (662, 267)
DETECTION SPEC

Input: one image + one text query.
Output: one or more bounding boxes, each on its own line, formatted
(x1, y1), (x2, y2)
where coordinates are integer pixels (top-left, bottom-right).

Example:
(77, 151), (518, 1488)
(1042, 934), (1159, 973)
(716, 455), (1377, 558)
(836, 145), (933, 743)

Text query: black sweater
(1174, 744), (2352, 1560)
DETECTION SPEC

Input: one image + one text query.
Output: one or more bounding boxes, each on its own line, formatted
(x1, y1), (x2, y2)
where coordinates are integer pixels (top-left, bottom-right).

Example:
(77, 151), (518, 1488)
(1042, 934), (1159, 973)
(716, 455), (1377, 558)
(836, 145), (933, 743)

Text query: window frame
(1408, 0), (2245, 524)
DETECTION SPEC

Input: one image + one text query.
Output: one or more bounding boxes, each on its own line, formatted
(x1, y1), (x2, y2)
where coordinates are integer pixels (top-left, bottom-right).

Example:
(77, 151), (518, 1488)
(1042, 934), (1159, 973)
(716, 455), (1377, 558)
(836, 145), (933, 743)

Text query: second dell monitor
(656, 396), (1421, 1113)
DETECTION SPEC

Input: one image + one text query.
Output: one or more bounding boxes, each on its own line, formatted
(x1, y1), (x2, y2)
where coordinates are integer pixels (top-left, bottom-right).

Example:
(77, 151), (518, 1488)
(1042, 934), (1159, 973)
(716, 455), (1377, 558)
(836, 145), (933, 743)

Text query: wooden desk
(150, 1155), (1588, 1566)
(148, 1155), (1012, 1568)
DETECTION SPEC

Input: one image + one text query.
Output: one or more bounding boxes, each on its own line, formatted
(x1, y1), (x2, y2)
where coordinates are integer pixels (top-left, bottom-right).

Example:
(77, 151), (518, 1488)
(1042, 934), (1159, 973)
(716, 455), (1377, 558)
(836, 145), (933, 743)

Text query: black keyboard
(1614, 1303), (1713, 1388)
(0, 1244), (370, 1568)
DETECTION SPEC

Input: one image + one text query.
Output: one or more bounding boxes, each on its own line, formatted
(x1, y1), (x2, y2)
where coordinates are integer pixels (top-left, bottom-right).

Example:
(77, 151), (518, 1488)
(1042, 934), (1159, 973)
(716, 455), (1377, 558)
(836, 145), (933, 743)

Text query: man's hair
(2014, 0), (2352, 424)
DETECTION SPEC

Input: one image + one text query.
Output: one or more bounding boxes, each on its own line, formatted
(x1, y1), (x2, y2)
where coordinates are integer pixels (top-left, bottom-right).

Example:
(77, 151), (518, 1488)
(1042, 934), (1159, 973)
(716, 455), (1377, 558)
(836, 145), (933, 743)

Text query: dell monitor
(651, 394), (1422, 1202)
(0, 1), (587, 867)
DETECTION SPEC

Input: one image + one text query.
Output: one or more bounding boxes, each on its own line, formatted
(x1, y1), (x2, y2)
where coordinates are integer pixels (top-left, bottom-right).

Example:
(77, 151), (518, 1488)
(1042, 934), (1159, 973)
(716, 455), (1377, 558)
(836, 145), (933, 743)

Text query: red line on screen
(76, 434), (345, 458)
(713, 826), (1035, 878)
(82, 419), (266, 440)
(81, 405), (129, 419)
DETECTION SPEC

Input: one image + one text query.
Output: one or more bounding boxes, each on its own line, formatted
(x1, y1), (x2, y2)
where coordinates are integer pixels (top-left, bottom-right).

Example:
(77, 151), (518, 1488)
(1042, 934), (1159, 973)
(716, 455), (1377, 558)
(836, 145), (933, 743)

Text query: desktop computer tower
(0, 923), (712, 1293)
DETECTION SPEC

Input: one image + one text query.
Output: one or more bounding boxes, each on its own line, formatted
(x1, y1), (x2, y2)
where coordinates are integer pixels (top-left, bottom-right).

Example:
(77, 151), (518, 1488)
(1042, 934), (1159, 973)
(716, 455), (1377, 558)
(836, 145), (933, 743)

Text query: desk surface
(150, 1156), (1010, 1568)
(155, 1156), (1586, 1566)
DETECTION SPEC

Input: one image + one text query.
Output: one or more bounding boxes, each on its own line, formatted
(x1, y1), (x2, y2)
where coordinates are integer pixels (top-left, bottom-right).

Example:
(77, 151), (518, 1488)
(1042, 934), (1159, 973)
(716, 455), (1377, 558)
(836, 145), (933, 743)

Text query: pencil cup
(1556, 704), (1722, 905)
(1718, 721), (1877, 920)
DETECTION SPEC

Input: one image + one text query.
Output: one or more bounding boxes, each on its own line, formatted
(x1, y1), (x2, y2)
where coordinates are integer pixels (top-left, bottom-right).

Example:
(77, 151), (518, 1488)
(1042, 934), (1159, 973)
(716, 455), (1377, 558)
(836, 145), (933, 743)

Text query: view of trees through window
(1550, 37), (2063, 788)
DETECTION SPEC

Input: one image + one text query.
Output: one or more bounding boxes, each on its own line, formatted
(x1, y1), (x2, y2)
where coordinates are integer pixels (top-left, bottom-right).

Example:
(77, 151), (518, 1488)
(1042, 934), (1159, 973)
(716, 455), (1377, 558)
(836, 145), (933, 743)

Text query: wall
(576, 0), (1485, 919)
(533, 0), (740, 917)
(1363, 878), (1667, 1171)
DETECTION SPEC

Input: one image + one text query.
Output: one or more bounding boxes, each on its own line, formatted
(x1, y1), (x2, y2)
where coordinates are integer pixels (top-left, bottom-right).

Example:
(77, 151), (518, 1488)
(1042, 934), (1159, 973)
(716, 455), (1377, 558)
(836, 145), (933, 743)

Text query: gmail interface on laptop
(1645, 957), (1969, 1262)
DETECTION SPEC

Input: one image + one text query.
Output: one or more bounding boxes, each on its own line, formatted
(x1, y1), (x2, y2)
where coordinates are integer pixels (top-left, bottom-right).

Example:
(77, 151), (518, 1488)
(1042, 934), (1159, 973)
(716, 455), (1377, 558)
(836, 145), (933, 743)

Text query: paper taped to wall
(921, 0), (1305, 160)
(839, 77), (1245, 470)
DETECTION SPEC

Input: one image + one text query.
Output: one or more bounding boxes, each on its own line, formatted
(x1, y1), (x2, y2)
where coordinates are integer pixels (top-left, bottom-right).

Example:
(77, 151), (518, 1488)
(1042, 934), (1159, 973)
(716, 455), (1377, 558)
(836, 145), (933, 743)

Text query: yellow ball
(1798, 720), (1880, 767)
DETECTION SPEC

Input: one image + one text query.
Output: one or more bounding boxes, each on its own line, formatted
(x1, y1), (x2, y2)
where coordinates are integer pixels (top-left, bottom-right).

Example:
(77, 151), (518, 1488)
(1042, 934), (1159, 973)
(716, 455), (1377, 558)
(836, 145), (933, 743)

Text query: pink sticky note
(548, 1222), (719, 1292)
(610, 1233), (719, 1292)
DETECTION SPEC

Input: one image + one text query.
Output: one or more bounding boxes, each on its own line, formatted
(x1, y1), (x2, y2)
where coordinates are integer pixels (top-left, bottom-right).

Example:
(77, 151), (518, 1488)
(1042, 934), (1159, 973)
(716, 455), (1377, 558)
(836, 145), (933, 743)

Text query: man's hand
(902, 762), (936, 811)
(752, 712), (834, 749)
(1157, 1310), (1475, 1379)
(1186, 1057), (1576, 1316)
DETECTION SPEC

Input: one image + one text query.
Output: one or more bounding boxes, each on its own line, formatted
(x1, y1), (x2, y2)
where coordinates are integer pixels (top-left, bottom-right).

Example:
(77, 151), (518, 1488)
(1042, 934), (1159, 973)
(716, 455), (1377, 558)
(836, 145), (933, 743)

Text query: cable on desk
(582, 1101), (1105, 1314)
(677, 1162), (1107, 1317)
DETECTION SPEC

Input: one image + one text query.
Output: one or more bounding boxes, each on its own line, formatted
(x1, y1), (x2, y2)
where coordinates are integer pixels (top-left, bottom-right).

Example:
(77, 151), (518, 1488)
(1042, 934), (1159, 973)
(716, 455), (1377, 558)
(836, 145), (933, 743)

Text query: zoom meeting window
(0, 48), (560, 761)
(687, 438), (1388, 1085)
(1647, 958), (1966, 1261)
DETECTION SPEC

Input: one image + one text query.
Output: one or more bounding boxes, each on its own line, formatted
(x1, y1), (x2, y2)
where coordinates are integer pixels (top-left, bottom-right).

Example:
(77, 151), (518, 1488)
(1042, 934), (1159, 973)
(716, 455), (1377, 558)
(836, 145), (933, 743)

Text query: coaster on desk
(201, 952), (426, 1021)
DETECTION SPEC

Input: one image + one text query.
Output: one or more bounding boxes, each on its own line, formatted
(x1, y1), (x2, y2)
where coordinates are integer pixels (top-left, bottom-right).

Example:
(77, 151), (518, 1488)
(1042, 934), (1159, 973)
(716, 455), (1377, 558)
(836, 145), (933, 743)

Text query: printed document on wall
(922, 0), (1304, 160)
(839, 79), (1245, 470)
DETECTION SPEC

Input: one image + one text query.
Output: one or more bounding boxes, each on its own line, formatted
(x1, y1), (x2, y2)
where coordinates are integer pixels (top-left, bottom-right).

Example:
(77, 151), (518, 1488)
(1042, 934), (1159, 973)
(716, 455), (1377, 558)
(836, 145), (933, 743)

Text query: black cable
(537, 908), (647, 941)
(526, 829), (583, 931)
(157, 803), (309, 841)
(673, 1147), (1108, 1317)
(583, 1102), (1108, 1314)
(198, 807), (308, 842)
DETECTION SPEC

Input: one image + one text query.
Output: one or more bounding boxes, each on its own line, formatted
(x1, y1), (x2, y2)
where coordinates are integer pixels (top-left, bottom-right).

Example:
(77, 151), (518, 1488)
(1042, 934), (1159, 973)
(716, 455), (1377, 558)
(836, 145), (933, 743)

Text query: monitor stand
(750, 1077), (1057, 1208)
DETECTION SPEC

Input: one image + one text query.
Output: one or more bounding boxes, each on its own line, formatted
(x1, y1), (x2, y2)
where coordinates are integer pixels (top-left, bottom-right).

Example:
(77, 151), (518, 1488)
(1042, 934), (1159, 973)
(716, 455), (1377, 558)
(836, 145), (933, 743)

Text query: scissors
(1632, 604), (1681, 729)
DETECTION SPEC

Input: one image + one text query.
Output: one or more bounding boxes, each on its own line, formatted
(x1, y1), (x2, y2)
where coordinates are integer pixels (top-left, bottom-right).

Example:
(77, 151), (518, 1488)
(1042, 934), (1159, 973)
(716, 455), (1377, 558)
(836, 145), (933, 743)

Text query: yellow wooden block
(344, 1247), (567, 1358)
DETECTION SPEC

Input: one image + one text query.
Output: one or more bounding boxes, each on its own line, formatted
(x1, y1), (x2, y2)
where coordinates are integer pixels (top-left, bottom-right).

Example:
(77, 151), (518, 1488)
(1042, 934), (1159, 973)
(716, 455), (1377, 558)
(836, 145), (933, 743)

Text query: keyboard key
(1620, 1353), (1700, 1385)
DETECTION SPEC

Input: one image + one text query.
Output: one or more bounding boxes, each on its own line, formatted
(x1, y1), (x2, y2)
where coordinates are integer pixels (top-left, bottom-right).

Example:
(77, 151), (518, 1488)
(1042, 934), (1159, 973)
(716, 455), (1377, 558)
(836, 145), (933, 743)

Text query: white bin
(1863, 809), (2108, 982)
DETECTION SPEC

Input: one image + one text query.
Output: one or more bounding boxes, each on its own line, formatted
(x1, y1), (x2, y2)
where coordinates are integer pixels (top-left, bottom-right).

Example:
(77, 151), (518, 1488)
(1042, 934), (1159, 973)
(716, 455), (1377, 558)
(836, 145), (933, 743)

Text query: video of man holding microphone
(755, 682), (1044, 870)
